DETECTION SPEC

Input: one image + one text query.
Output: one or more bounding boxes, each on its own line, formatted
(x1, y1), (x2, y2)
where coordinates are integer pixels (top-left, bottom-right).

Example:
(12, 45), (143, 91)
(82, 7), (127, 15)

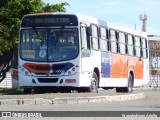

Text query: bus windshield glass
(20, 28), (79, 62)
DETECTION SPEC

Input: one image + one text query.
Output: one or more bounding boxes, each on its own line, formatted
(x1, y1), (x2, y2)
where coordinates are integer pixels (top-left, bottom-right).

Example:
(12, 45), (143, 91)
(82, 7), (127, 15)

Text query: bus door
(142, 38), (149, 84)
(90, 25), (101, 70)
(80, 24), (91, 72)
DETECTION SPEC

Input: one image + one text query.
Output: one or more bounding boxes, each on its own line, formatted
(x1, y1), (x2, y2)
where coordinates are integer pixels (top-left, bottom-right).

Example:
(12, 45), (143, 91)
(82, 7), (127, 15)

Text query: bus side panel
(133, 57), (143, 79)
(109, 53), (143, 87)
(100, 52), (144, 87)
(101, 51), (110, 78)
(99, 53), (128, 87)
(120, 55), (128, 78)
(127, 56), (143, 86)
(143, 58), (149, 85)
(110, 53), (128, 78)
(110, 54), (143, 80)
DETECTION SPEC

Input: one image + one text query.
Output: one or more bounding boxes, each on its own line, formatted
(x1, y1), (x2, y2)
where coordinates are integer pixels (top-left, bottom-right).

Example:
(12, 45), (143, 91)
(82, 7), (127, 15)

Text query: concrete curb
(0, 93), (145, 106)
(134, 87), (160, 91)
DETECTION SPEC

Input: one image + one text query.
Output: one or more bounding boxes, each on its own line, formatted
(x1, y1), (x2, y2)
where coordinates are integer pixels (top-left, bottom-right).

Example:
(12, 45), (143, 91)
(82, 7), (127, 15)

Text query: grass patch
(0, 88), (23, 94)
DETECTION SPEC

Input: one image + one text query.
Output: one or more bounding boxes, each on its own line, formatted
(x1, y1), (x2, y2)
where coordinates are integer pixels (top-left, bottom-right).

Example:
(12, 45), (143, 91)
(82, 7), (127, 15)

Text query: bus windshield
(20, 28), (79, 62)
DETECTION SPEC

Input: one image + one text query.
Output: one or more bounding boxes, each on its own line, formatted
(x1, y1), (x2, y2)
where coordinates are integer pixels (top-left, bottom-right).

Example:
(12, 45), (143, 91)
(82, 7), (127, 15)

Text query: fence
(148, 75), (160, 87)
(0, 72), (12, 88)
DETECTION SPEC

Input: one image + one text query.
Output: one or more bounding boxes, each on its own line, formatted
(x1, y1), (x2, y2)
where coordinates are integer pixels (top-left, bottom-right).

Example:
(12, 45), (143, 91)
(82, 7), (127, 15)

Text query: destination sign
(34, 18), (70, 24)
(21, 15), (78, 27)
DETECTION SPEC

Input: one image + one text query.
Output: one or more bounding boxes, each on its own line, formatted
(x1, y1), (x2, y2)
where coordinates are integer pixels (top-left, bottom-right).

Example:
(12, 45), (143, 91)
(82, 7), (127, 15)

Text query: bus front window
(20, 29), (79, 62)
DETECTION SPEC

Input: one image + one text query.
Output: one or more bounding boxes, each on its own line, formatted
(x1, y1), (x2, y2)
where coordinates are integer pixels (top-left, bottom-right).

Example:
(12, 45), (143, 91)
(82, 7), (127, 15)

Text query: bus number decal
(127, 60), (136, 66)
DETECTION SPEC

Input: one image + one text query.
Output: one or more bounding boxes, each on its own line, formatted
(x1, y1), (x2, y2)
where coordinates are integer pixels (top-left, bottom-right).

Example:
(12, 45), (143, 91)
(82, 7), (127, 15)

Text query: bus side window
(99, 27), (108, 51)
(119, 32), (126, 54)
(142, 38), (148, 58)
(106, 29), (110, 51)
(140, 38), (143, 57)
(125, 34), (128, 54)
(110, 29), (118, 53)
(128, 34), (134, 56)
(81, 26), (88, 50)
(81, 26), (91, 57)
(135, 36), (141, 57)
(116, 31), (119, 53)
(91, 25), (99, 50)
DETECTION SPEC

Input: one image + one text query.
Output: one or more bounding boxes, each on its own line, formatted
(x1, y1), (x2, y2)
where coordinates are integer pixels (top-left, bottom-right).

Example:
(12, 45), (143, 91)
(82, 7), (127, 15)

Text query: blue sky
(43, 0), (160, 35)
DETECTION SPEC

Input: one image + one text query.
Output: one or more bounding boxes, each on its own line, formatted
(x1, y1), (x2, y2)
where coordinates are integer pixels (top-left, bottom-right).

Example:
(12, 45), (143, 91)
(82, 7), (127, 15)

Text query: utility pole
(139, 13), (147, 32)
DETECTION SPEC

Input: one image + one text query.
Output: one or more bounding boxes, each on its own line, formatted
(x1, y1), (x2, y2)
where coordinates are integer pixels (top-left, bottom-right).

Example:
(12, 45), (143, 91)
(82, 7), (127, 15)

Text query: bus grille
(37, 78), (58, 83)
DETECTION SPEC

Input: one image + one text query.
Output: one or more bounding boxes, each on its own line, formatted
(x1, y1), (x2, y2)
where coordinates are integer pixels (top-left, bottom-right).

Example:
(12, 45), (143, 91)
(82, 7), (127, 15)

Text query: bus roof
(75, 13), (108, 27)
(23, 13), (54, 17)
(107, 22), (147, 38)
(22, 12), (146, 38)
(75, 13), (147, 38)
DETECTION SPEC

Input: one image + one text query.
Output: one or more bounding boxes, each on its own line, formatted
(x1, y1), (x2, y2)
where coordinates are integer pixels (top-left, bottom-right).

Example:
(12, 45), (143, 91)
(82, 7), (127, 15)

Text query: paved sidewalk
(0, 88), (146, 106)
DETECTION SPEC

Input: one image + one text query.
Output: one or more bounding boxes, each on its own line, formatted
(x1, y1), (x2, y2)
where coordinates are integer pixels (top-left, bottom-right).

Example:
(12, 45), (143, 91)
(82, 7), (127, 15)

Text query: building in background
(147, 35), (160, 87)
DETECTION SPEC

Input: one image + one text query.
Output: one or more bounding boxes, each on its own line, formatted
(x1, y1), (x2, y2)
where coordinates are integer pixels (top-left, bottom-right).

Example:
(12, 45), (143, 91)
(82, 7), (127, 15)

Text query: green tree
(0, 0), (69, 82)
(0, 0), (69, 54)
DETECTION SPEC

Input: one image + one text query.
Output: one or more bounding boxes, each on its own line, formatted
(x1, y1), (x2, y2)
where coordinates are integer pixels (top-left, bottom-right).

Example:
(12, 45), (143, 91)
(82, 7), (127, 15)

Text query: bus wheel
(24, 88), (32, 94)
(86, 72), (98, 93)
(116, 74), (133, 93)
(34, 87), (47, 94)
(125, 74), (133, 93)
(116, 88), (123, 92)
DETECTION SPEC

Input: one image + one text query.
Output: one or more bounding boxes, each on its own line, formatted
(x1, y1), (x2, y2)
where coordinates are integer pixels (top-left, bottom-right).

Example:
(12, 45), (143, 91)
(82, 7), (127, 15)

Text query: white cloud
(103, 0), (119, 6)
(138, 0), (160, 7)
(146, 0), (160, 6)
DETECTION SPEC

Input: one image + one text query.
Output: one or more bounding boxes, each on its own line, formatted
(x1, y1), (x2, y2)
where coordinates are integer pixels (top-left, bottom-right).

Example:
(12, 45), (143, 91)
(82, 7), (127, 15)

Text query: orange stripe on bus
(110, 53), (143, 79)
(23, 63), (50, 74)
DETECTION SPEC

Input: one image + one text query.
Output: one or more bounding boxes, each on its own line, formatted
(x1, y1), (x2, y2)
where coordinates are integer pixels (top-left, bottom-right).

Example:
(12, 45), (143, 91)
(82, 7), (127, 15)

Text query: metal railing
(0, 72), (12, 88)
(148, 75), (160, 87)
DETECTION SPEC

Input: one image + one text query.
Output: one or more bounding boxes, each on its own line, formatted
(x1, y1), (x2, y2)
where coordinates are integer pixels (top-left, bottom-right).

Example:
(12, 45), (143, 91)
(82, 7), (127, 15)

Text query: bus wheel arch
(126, 71), (134, 93)
(93, 67), (100, 88)
(84, 68), (100, 93)
(116, 71), (134, 93)
(130, 71), (134, 87)
(90, 71), (98, 93)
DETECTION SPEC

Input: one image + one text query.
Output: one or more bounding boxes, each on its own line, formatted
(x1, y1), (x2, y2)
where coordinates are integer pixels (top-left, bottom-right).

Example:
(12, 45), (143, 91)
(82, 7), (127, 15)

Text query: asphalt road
(0, 88), (130, 99)
(0, 89), (160, 111)
(0, 88), (145, 106)
(0, 88), (160, 120)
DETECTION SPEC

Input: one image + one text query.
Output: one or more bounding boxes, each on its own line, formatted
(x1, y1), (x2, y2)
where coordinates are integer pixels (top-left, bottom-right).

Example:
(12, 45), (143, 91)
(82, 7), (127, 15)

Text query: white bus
(19, 13), (149, 94)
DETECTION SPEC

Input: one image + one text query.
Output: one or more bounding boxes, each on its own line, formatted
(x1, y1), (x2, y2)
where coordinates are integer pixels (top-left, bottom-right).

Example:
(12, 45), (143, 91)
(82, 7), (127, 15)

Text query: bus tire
(24, 88), (32, 94)
(116, 74), (133, 93)
(34, 87), (42, 94)
(125, 74), (133, 93)
(116, 88), (123, 92)
(85, 72), (98, 93)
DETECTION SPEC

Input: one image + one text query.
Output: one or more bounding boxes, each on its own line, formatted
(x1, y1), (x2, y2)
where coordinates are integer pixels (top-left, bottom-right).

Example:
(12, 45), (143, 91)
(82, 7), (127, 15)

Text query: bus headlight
(68, 71), (71, 75)
(64, 65), (79, 76)
(72, 67), (75, 71)
(21, 68), (32, 76)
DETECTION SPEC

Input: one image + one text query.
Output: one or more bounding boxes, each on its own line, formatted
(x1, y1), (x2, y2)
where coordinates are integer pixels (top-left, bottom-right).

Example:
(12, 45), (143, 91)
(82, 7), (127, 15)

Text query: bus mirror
(10, 25), (15, 41)
(86, 27), (92, 36)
